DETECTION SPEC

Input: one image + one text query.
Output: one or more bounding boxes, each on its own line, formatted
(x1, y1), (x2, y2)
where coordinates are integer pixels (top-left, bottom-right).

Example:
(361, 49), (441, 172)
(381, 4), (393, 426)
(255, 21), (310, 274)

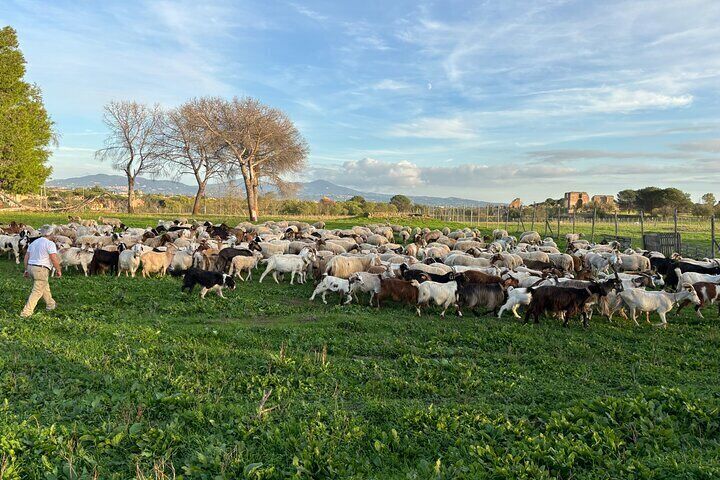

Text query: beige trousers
(21, 265), (56, 316)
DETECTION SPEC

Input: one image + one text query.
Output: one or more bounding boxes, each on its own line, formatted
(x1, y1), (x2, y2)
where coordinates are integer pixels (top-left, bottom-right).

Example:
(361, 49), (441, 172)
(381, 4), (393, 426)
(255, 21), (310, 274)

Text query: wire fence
(415, 205), (720, 259)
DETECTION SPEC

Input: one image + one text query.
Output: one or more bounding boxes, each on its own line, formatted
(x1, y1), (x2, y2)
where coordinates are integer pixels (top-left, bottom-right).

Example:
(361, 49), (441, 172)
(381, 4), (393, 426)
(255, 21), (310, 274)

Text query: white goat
(259, 248), (316, 284)
(0, 234), (26, 264)
(170, 248), (195, 271)
(618, 283), (701, 327)
(411, 280), (458, 317)
(118, 249), (142, 277)
(309, 275), (352, 304)
(584, 252), (620, 277)
(228, 252), (263, 281)
(57, 247), (94, 275)
(497, 287), (532, 319)
(348, 272), (382, 305)
(673, 268), (720, 291)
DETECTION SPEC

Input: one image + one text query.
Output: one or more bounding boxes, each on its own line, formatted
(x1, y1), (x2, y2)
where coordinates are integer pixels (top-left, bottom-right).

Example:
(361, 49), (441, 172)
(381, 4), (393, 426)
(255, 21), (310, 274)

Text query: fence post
(591, 208), (597, 243)
(572, 214), (575, 234)
(485, 205), (489, 229)
(640, 210), (645, 248)
(556, 205), (561, 240)
(712, 215), (716, 259)
(614, 213), (618, 238)
(505, 207), (509, 231)
(531, 205), (536, 231)
(497, 205), (501, 227)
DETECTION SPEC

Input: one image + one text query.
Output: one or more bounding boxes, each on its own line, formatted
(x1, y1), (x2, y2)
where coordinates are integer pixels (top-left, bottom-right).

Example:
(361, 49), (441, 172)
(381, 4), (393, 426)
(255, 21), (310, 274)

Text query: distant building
(564, 191), (589, 212)
(509, 198), (522, 209)
(591, 195), (615, 207)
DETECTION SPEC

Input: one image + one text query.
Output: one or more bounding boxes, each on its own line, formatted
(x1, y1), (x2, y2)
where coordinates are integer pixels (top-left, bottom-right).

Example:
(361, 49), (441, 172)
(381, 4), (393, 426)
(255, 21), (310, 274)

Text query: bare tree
(161, 100), (227, 215)
(191, 97), (308, 221)
(96, 101), (163, 213)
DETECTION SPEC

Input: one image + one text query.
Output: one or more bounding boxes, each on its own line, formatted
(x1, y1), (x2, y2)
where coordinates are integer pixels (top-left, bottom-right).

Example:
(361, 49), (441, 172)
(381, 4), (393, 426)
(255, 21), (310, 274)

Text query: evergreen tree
(390, 194), (412, 211)
(0, 26), (54, 193)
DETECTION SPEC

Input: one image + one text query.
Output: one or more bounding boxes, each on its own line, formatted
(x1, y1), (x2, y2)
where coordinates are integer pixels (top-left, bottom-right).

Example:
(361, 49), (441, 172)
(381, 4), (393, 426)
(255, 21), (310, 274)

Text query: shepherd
(20, 228), (62, 317)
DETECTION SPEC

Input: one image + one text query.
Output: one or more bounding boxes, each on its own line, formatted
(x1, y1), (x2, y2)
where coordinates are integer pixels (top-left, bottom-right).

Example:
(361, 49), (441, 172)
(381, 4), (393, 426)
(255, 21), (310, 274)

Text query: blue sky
(2, 0), (720, 203)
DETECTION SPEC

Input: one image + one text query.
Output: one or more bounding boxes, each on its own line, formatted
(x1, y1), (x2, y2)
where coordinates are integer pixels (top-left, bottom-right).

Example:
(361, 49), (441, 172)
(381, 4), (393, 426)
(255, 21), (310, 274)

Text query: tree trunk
(251, 179), (260, 220)
(192, 181), (206, 216)
(127, 175), (135, 214)
(241, 165), (258, 221)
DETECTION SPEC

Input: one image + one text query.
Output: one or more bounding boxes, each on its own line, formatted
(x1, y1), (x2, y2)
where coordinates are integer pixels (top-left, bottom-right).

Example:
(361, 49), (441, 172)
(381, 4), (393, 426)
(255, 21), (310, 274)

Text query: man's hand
(49, 253), (62, 278)
(23, 270), (29, 278)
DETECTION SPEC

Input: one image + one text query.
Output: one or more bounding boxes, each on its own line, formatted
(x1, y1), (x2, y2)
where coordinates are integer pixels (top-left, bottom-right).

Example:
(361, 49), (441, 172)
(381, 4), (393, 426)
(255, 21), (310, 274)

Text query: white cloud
(290, 3), (327, 22)
(388, 117), (477, 140)
(584, 88), (694, 113)
(335, 158), (423, 187)
(313, 157), (578, 191)
(373, 79), (411, 90)
(295, 99), (323, 113)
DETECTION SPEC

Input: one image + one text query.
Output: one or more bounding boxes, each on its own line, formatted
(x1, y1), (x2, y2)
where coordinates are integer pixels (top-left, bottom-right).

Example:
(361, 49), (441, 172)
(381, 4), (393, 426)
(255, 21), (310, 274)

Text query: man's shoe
(46, 305), (57, 312)
(19, 311), (32, 318)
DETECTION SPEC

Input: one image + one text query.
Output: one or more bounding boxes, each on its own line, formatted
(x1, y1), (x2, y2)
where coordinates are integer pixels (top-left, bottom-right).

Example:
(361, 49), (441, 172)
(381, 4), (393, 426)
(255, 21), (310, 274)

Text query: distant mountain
(47, 175), (496, 207)
(46, 174), (196, 195)
(295, 180), (496, 206)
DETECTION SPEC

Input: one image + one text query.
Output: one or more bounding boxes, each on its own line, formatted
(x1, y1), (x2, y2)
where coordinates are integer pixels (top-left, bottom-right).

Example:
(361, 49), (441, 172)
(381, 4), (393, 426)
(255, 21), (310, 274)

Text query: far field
(0, 213), (719, 478)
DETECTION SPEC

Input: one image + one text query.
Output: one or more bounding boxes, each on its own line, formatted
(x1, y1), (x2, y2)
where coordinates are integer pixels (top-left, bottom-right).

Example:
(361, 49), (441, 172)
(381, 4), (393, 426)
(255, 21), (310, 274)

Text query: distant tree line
(525, 187), (718, 217)
(617, 187), (718, 216)
(34, 186), (405, 217)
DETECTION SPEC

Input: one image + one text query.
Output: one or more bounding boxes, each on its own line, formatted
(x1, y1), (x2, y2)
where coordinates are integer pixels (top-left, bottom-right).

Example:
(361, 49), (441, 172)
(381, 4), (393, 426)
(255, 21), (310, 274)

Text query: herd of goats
(2, 215), (720, 328)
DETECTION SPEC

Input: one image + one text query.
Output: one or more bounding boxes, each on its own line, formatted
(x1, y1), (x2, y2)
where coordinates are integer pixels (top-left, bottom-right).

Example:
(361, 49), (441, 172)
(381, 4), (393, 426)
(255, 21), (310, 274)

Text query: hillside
(47, 175), (496, 206)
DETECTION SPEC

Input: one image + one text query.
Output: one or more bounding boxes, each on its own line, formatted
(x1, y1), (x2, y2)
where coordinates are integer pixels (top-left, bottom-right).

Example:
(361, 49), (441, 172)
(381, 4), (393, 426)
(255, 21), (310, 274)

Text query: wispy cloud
(289, 3), (327, 21)
(373, 79), (411, 90)
(538, 87), (694, 114)
(388, 117), (477, 140)
(526, 148), (698, 163)
(342, 21), (391, 51)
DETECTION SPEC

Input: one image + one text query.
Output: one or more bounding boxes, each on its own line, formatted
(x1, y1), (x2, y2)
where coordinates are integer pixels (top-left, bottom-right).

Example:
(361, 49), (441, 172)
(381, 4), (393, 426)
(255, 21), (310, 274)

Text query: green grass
(0, 211), (464, 230)
(1, 214), (719, 478)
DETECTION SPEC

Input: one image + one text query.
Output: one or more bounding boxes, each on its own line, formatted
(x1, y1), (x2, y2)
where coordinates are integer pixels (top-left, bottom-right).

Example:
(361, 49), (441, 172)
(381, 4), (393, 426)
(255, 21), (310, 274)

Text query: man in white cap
(20, 229), (62, 317)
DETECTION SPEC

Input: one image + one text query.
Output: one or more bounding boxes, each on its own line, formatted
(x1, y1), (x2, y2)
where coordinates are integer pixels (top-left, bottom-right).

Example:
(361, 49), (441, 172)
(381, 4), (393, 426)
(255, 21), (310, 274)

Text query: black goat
(399, 263), (451, 283)
(525, 279), (620, 328)
(88, 244), (125, 275)
(215, 241), (261, 272)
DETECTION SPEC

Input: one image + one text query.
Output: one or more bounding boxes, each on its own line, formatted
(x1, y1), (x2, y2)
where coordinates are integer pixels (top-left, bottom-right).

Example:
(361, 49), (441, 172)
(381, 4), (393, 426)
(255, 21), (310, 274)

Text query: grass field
(1, 213), (719, 478)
